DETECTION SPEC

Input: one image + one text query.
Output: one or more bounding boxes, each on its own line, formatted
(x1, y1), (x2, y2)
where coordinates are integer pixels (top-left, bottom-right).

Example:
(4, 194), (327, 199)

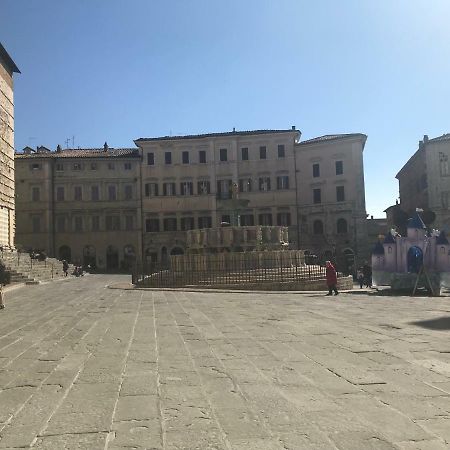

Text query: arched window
(313, 220), (323, 235)
(337, 218), (348, 234)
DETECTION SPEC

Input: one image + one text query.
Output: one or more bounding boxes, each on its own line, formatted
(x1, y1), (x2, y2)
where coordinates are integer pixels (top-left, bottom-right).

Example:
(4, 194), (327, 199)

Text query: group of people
(357, 263), (373, 288)
(325, 260), (373, 296)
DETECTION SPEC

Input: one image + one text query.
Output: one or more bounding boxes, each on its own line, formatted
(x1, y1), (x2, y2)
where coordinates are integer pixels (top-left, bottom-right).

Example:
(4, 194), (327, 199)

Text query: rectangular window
(217, 179), (232, 199)
(276, 176), (289, 190)
(163, 218), (177, 231)
(182, 151), (189, 164)
(32, 216), (41, 233)
(74, 186), (82, 201)
(31, 187), (40, 202)
(124, 185), (133, 200)
(105, 216), (120, 231)
(108, 162), (115, 170)
(56, 216), (65, 232)
(125, 215), (133, 231)
(145, 183), (159, 197)
(313, 188), (321, 204)
(165, 152), (172, 164)
(313, 163), (320, 178)
(277, 212), (291, 226)
(163, 182), (176, 196)
(197, 180), (210, 195)
(258, 213), (272, 226)
(221, 215), (231, 225)
(259, 177), (271, 191)
(56, 186), (65, 201)
(278, 145), (285, 158)
(180, 181), (193, 195)
(146, 218), (160, 232)
(259, 146), (267, 159)
(30, 163), (41, 170)
(124, 162), (132, 170)
(92, 216), (100, 231)
(56, 163), (64, 171)
(240, 214), (254, 226)
(74, 216), (83, 232)
(199, 150), (206, 163)
(198, 216), (212, 229)
(73, 163), (82, 171)
(91, 185), (99, 201)
(241, 147), (249, 161)
(181, 217), (195, 231)
(90, 162), (97, 171)
(238, 178), (252, 192)
(336, 186), (345, 202)
(108, 185), (117, 201)
(219, 148), (227, 162)
(147, 152), (155, 165)
(335, 160), (343, 175)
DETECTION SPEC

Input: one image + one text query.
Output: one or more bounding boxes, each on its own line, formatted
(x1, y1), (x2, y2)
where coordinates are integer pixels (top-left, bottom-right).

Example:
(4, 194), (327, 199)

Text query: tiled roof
(0, 42), (20, 73)
(135, 129), (298, 143)
(15, 148), (140, 159)
(297, 133), (367, 145)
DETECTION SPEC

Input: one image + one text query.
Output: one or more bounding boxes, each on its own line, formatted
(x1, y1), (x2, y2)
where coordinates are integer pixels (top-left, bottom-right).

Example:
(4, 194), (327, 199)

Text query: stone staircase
(1, 250), (71, 284)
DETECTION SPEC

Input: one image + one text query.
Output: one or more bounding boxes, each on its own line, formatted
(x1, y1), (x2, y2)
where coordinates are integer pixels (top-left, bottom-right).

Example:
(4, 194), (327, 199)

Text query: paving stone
(114, 395), (159, 421)
(33, 432), (109, 449)
(111, 419), (162, 448)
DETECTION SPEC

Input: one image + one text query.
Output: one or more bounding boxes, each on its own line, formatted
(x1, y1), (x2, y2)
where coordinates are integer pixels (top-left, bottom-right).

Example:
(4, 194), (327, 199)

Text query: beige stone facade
(0, 43), (20, 248)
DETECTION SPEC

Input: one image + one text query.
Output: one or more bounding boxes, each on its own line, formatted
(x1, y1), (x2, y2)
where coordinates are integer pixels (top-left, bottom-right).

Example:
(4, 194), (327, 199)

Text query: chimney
(371, 215), (374, 219)
(419, 140), (424, 150)
(291, 125), (296, 130)
(423, 134), (429, 143)
(232, 127), (236, 132)
(103, 142), (109, 152)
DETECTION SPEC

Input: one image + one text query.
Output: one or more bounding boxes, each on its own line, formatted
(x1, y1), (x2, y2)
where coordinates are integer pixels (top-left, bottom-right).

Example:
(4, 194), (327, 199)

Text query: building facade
(397, 134), (450, 230)
(15, 128), (369, 272)
(0, 43), (20, 248)
(15, 145), (141, 270)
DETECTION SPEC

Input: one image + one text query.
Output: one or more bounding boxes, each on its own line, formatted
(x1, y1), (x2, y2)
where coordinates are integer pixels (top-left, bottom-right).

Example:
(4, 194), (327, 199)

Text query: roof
(0, 42), (20, 74)
(427, 133), (450, 143)
(372, 242), (385, 255)
(296, 133), (367, 146)
(15, 147), (140, 159)
(436, 231), (449, 245)
(407, 212), (426, 230)
(383, 233), (396, 244)
(135, 129), (299, 143)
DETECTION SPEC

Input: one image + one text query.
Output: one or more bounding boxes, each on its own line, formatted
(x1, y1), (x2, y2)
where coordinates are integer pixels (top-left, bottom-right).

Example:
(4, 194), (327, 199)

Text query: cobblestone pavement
(1, 275), (450, 449)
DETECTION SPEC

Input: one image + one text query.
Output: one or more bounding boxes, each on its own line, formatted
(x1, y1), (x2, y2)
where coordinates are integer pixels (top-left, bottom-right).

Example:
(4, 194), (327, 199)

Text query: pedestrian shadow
(409, 316), (450, 330)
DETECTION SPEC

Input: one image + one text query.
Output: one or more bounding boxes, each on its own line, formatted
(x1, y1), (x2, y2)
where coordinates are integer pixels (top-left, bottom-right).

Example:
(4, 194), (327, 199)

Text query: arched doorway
(106, 245), (119, 271)
(407, 246), (423, 273)
(123, 245), (136, 271)
(59, 245), (71, 262)
(83, 245), (96, 270)
(170, 246), (184, 256)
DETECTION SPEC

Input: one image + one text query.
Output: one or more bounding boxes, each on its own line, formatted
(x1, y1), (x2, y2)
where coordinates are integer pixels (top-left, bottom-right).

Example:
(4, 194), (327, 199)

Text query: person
(325, 260), (339, 296)
(357, 268), (364, 288)
(62, 260), (69, 277)
(0, 284), (5, 309)
(362, 262), (372, 288)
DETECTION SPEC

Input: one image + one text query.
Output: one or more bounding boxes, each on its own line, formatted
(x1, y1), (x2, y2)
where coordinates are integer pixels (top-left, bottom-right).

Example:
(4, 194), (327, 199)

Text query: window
(258, 213), (272, 226)
(90, 163), (97, 171)
(32, 216), (41, 233)
(313, 220), (324, 234)
(56, 186), (65, 201)
(31, 187), (40, 202)
(146, 218), (160, 232)
(198, 180), (210, 195)
(221, 215), (231, 224)
(125, 215), (133, 231)
(336, 186), (345, 202)
(74, 186), (82, 201)
(259, 146), (267, 159)
(337, 218), (348, 234)
(56, 216), (65, 232)
(163, 218), (177, 231)
(277, 212), (291, 226)
(108, 185), (117, 201)
(124, 162), (132, 170)
(199, 150), (206, 164)
(73, 163), (82, 171)
(91, 185), (99, 201)
(181, 217), (195, 231)
(163, 182), (176, 196)
(56, 163), (64, 171)
(92, 216), (100, 231)
(439, 152), (449, 176)
(147, 152), (155, 166)
(182, 151), (189, 164)
(313, 188), (321, 204)
(145, 183), (159, 197)
(124, 185), (133, 200)
(30, 163), (41, 170)
(239, 178), (252, 192)
(217, 179), (232, 199)
(278, 145), (285, 158)
(165, 152), (172, 164)
(219, 148), (227, 162)
(240, 214), (254, 226)
(105, 216), (120, 231)
(74, 216), (83, 232)
(180, 181), (193, 195)
(313, 163), (320, 178)
(241, 147), (249, 161)
(259, 177), (271, 191)
(335, 161), (343, 175)
(107, 162), (115, 170)
(198, 216), (212, 229)
(277, 176), (289, 190)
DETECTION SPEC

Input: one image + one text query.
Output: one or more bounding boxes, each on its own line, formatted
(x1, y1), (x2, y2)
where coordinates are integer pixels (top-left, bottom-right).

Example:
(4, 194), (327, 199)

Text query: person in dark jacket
(362, 262), (372, 288)
(325, 261), (339, 296)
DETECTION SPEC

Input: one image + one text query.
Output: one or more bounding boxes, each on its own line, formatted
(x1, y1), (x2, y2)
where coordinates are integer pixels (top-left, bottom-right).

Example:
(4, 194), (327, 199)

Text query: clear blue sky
(2, 0), (450, 217)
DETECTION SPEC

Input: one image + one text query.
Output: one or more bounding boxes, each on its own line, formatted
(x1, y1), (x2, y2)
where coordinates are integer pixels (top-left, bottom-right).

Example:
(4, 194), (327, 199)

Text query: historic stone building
(15, 144), (141, 270)
(0, 43), (20, 248)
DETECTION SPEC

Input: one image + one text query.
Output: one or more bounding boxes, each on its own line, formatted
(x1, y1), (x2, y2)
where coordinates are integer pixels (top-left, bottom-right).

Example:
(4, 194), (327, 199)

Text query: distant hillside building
(0, 43), (20, 248)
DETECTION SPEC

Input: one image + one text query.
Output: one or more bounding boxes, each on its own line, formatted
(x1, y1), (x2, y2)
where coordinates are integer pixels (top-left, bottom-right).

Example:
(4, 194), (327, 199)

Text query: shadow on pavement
(409, 316), (450, 330)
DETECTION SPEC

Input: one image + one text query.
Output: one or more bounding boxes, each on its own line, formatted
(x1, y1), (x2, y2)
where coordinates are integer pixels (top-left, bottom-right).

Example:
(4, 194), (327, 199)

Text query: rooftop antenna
(72, 135), (75, 148)
(64, 138), (70, 149)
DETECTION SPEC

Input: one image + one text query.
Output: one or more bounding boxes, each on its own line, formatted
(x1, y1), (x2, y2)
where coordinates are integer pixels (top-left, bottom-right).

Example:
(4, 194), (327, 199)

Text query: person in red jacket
(325, 261), (339, 296)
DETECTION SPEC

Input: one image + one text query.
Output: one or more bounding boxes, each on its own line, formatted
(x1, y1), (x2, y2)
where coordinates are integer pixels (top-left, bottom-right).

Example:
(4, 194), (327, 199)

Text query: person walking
(0, 284), (5, 309)
(325, 261), (339, 296)
(362, 262), (372, 288)
(62, 260), (69, 277)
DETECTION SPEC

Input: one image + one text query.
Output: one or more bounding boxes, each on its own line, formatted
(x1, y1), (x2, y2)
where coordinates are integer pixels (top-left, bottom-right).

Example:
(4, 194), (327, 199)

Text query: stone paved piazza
(1, 275), (450, 449)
